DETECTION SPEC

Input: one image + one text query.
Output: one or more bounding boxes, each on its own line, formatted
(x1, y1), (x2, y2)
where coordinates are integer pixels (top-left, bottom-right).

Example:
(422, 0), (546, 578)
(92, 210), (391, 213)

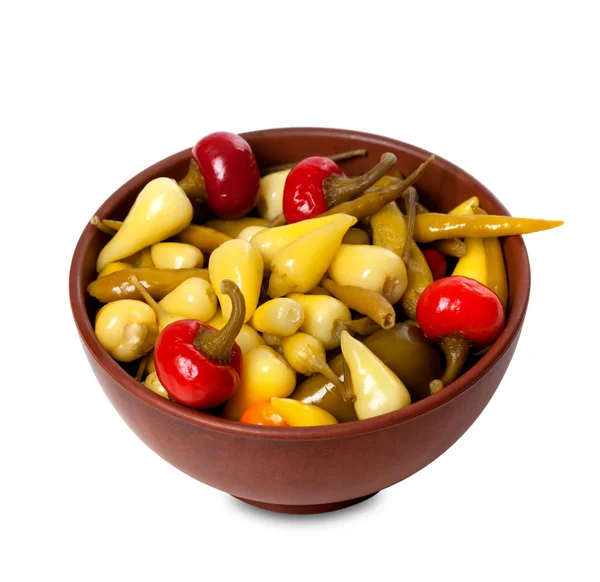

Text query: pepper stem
(260, 149), (368, 176)
(90, 215), (117, 236)
(311, 356), (347, 398)
(193, 280), (245, 365)
(323, 152), (398, 207)
(429, 335), (470, 394)
(178, 159), (207, 201)
(341, 357), (356, 403)
(402, 186), (418, 263)
(382, 276), (404, 305)
(343, 318), (381, 336)
(128, 276), (172, 322)
(135, 355), (148, 382)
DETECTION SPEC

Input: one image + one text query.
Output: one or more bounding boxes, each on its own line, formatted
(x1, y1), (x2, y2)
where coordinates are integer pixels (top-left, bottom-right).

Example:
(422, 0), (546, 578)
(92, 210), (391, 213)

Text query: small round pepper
(282, 153), (397, 223)
(416, 276), (505, 393)
(179, 132), (260, 219)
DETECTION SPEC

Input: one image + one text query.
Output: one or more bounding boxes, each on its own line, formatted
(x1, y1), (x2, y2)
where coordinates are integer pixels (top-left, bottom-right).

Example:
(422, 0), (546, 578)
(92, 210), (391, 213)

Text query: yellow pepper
(97, 262), (132, 278)
(257, 169), (291, 220)
(94, 300), (158, 362)
(474, 207), (508, 311)
(413, 214), (563, 242)
(143, 372), (169, 399)
(150, 242), (204, 270)
(208, 239), (264, 322)
(158, 277), (217, 322)
(96, 177), (193, 272)
(449, 197), (487, 286)
(223, 346), (296, 421)
(250, 298), (304, 336)
(340, 331), (411, 419)
(250, 214), (341, 269)
(327, 244), (408, 299)
(268, 214), (357, 297)
(287, 293), (351, 350)
(270, 397), (338, 426)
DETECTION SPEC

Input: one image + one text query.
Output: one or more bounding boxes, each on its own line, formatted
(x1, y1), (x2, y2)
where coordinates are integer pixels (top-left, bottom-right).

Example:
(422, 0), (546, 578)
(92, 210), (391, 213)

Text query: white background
(1, 2), (598, 581)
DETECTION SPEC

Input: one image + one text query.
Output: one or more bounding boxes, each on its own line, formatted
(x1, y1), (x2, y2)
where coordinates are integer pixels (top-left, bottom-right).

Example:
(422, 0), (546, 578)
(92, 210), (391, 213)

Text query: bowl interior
(70, 127), (530, 439)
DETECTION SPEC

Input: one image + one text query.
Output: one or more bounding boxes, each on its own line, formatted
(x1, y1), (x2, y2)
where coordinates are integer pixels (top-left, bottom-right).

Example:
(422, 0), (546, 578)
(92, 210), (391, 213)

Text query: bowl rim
(69, 126), (530, 441)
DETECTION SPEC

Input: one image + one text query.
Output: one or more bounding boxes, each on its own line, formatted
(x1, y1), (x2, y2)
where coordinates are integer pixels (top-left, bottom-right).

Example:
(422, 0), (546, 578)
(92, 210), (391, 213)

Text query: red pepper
(422, 248), (448, 280)
(282, 152), (397, 223)
(187, 132), (260, 219)
(154, 280), (245, 408)
(416, 276), (505, 393)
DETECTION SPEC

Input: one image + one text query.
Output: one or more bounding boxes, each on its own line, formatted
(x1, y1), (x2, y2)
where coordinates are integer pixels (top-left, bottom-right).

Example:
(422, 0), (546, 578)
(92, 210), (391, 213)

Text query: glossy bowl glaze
(69, 128), (530, 514)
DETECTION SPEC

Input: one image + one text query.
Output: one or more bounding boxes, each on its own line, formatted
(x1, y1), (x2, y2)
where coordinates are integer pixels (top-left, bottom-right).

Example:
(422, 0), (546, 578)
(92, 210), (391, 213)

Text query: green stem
(193, 280), (245, 364)
(128, 275), (171, 322)
(90, 215), (117, 236)
(312, 357), (347, 397)
(178, 159), (207, 201)
(324, 152), (397, 207)
(429, 334), (471, 392)
(341, 357), (356, 403)
(260, 149), (368, 176)
(402, 186), (418, 263)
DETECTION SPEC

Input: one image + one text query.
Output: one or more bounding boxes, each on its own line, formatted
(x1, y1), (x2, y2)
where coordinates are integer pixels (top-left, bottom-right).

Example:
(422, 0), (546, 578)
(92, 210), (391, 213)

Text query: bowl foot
(233, 492), (379, 514)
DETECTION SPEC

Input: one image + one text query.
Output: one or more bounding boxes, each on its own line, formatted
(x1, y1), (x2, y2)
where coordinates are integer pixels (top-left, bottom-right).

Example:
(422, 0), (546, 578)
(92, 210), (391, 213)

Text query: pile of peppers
(88, 131), (563, 427)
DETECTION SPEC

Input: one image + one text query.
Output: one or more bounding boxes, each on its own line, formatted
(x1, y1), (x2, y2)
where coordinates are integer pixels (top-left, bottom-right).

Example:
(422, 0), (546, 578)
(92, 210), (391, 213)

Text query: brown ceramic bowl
(69, 127), (530, 514)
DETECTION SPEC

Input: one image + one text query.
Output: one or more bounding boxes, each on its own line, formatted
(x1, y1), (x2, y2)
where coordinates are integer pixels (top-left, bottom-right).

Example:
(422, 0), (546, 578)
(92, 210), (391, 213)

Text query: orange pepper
(240, 401), (289, 427)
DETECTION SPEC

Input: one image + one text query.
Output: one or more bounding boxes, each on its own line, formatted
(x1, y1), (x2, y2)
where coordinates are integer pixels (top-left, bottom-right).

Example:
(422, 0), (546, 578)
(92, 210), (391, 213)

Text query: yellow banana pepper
(208, 239), (264, 322)
(413, 214), (563, 242)
(268, 214), (357, 297)
(158, 277), (217, 322)
(449, 197), (487, 286)
(474, 207), (508, 311)
(250, 214), (341, 269)
(270, 397), (338, 426)
(96, 177), (193, 272)
(340, 331), (411, 419)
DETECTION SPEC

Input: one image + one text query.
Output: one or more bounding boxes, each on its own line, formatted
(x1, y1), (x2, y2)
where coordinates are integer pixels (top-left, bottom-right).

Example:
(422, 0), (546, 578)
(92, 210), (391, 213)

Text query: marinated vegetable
(283, 153), (396, 223)
(86, 132), (563, 427)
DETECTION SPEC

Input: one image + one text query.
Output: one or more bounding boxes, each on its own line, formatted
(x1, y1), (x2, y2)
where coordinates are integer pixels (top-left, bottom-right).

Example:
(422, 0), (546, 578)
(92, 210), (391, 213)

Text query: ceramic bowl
(69, 127), (530, 514)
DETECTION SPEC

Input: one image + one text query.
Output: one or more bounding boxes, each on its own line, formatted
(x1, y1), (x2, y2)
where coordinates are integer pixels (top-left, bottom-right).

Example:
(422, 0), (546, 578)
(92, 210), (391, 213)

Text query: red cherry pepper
(154, 280), (245, 409)
(282, 152), (397, 223)
(179, 132), (260, 219)
(422, 248), (448, 280)
(416, 276), (505, 393)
